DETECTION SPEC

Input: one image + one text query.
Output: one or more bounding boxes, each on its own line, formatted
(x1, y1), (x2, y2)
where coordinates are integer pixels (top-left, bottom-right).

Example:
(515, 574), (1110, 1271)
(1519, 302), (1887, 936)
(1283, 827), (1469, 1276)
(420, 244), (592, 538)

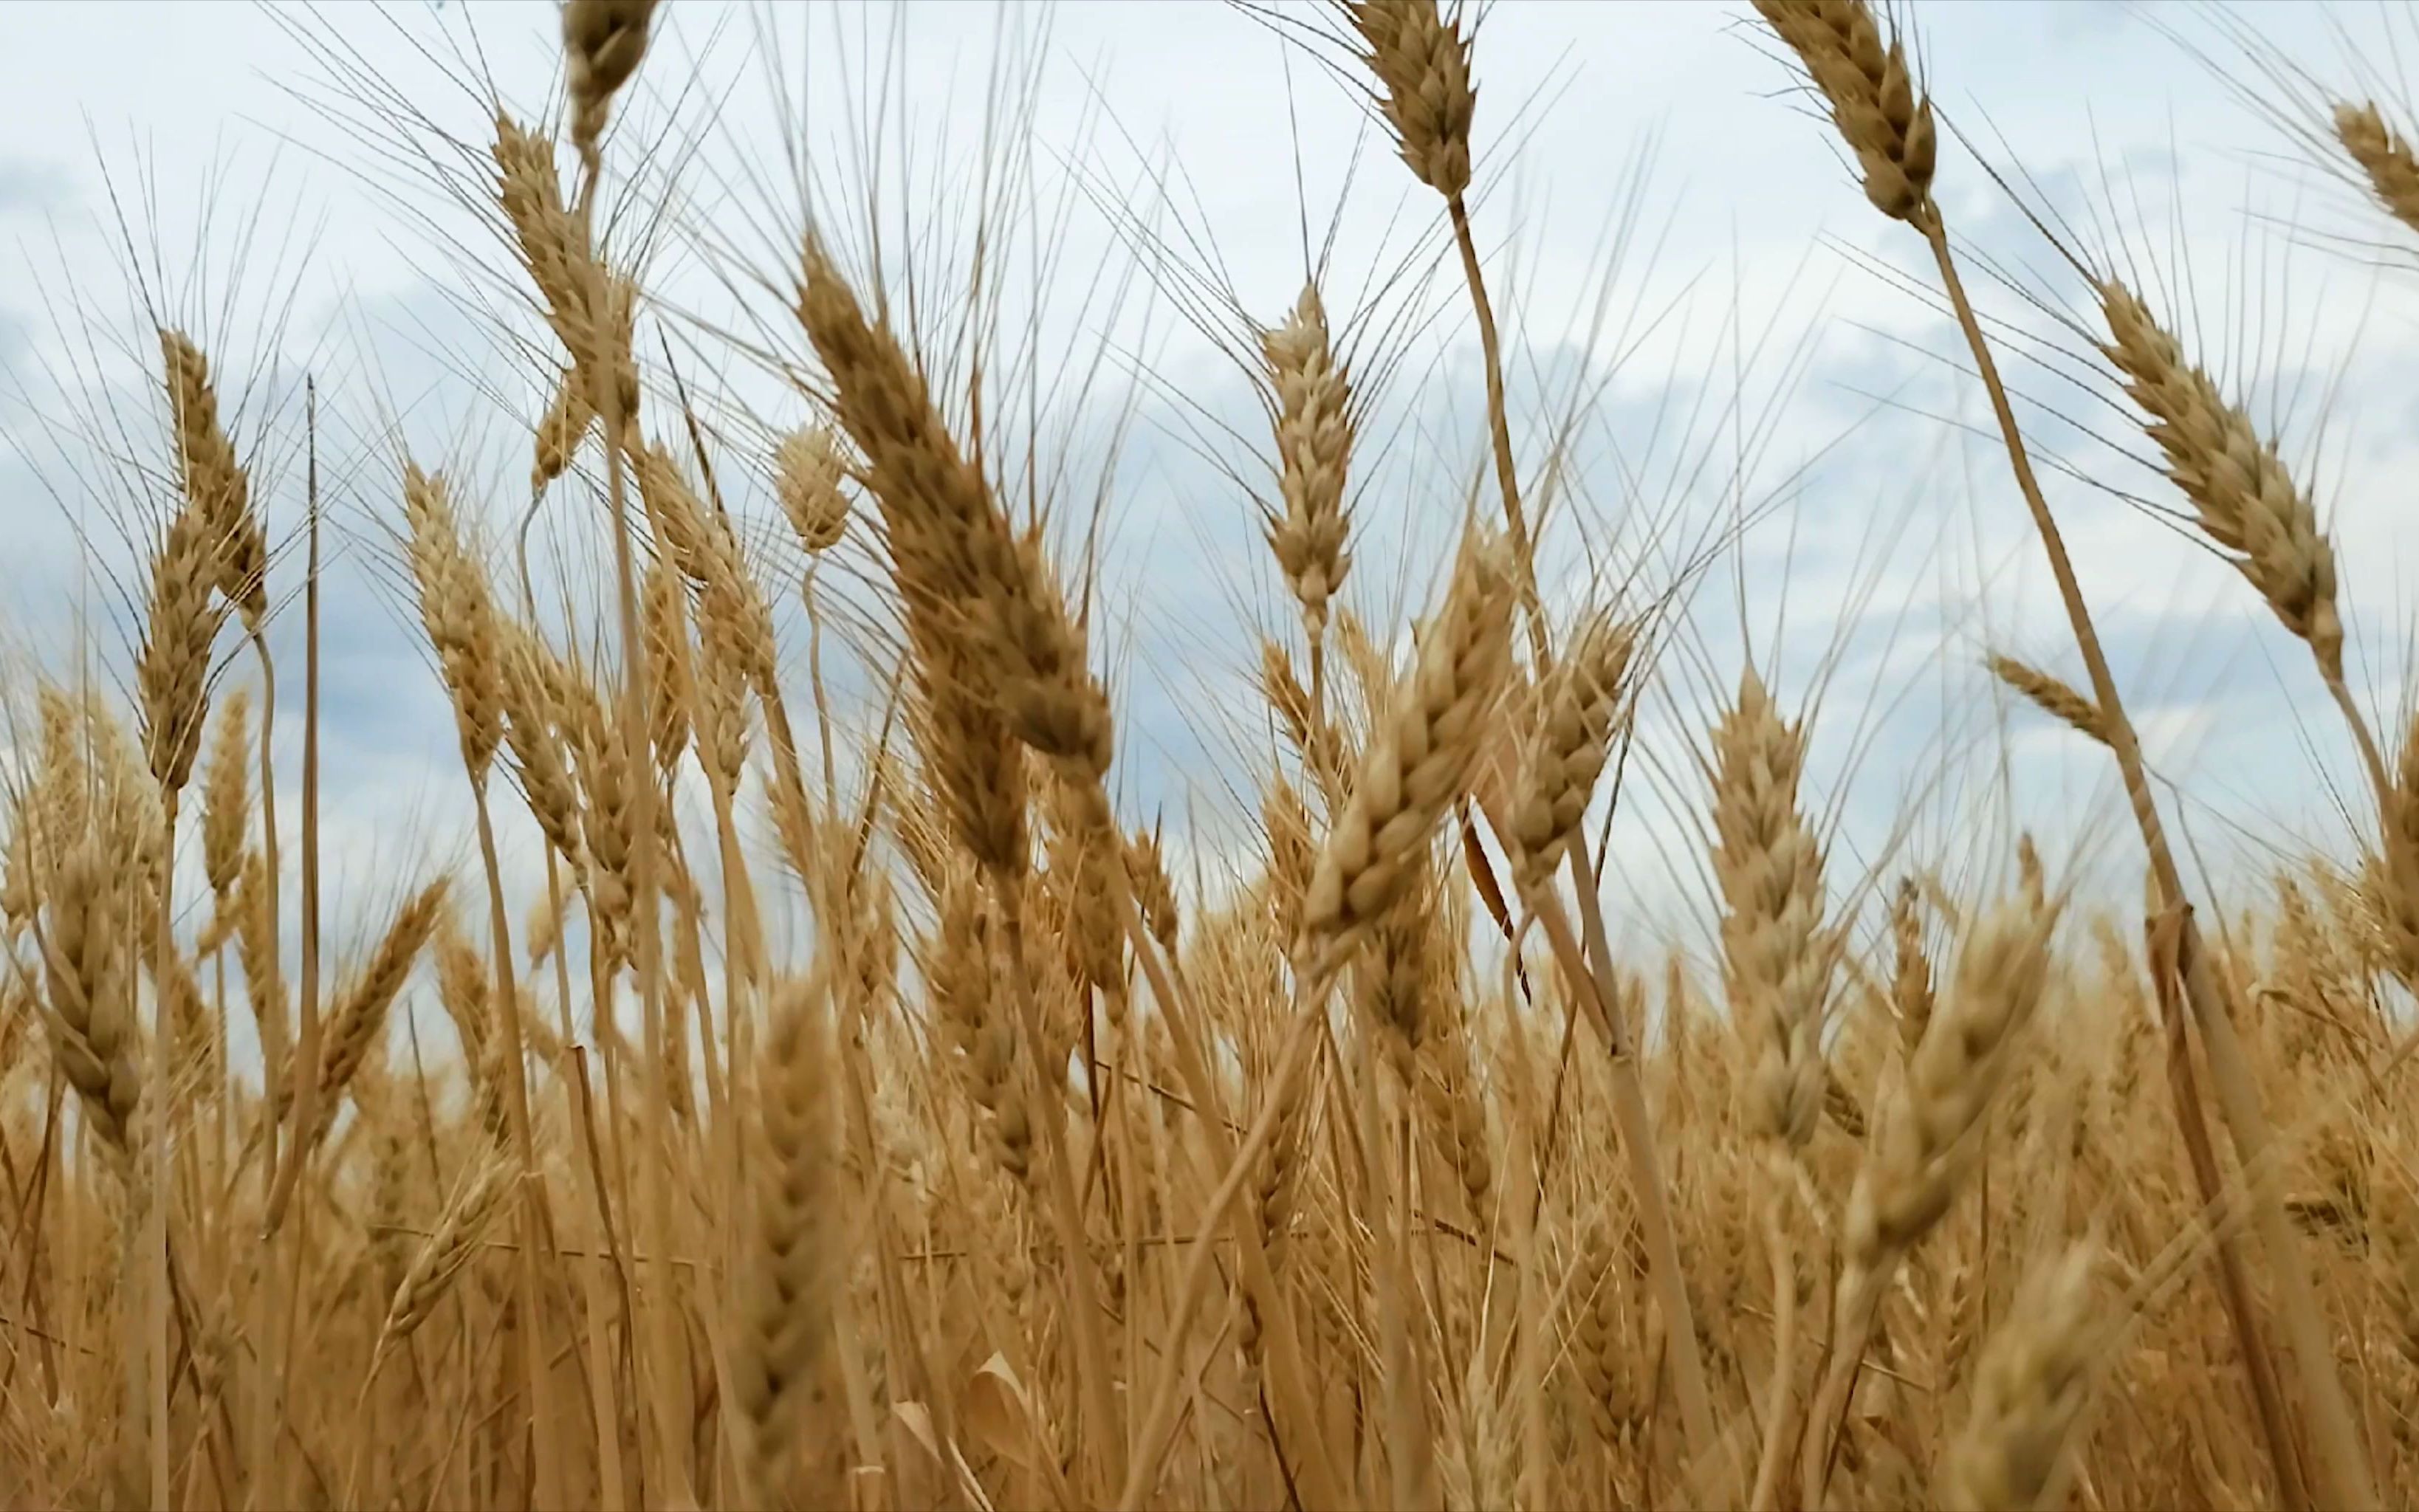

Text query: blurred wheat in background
(9, 0), (2419, 1508)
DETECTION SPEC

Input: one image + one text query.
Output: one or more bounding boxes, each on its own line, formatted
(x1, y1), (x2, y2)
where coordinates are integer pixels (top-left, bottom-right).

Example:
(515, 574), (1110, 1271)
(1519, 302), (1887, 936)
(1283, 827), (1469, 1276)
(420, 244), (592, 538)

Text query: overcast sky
(4, 0), (2416, 970)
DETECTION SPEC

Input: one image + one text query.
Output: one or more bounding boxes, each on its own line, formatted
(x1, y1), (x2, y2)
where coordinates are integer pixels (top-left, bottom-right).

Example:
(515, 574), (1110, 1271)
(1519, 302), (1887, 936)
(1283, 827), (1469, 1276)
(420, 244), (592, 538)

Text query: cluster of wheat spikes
(10, 1), (2419, 1508)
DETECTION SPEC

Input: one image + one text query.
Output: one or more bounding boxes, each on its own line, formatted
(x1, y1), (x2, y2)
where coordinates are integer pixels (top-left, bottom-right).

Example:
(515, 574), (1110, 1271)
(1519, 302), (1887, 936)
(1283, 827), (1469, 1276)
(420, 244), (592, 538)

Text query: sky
(4, 0), (2418, 984)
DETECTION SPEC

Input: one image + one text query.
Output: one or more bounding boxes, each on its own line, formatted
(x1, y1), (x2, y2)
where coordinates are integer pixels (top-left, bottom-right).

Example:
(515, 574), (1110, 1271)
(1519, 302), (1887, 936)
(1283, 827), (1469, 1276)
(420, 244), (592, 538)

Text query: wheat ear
(562, 0), (660, 167)
(237, 850), (289, 1115)
(34, 835), (141, 1172)
(1710, 669), (1833, 1152)
(1938, 1242), (2104, 1512)
(199, 688), (251, 946)
(371, 1155), (514, 1366)
(136, 509), (218, 796)
(306, 880), (447, 1148)
(731, 975), (843, 1510)
(159, 329), (268, 628)
(1845, 898), (2053, 1313)
(1509, 609), (1634, 901)
(2335, 101), (2419, 237)
(1297, 529), (1515, 987)
(2098, 281), (2344, 679)
(400, 465), (506, 778)
(1258, 283), (1355, 652)
(1344, 0), (1475, 199)
(1753, 0), (1938, 221)
(1987, 652), (2108, 746)
(794, 236), (1030, 876)
(775, 423), (852, 554)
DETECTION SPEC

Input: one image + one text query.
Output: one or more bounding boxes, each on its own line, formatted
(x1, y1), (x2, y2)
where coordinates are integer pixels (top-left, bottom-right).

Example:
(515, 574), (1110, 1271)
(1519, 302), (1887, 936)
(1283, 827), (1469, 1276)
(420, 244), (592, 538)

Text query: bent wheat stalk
(1919, 209), (2357, 1512)
(1754, 2), (2367, 1505)
(1343, 4), (1718, 1474)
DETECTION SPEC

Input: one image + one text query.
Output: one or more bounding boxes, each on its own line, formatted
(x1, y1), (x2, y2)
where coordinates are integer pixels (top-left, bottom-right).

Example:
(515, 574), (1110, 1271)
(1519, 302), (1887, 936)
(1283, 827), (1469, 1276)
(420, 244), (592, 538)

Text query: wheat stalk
(1753, 4), (2375, 1500)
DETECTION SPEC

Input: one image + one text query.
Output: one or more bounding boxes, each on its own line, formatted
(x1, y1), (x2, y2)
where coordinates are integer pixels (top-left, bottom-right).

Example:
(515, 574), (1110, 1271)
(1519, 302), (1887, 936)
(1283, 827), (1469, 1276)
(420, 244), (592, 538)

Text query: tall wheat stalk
(1337, 0), (1720, 1476)
(1752, 3), (2370, 1505)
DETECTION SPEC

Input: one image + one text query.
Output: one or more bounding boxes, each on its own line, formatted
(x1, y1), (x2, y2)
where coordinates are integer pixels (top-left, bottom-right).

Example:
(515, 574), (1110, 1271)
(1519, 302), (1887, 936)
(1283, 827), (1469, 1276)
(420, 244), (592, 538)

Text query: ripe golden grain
(8, 10), (2419, 1511)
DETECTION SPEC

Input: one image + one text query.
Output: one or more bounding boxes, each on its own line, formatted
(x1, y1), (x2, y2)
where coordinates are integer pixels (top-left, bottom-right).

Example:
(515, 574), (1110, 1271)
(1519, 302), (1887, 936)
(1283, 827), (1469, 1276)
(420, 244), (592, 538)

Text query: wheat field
(7, 1), (2419, 1508)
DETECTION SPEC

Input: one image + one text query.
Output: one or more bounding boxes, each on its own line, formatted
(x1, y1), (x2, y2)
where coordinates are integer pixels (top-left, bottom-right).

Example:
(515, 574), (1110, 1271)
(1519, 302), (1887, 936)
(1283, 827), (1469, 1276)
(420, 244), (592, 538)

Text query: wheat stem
(1915, 208), (2367, 1512)
(1448, 195), (1549, 670)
